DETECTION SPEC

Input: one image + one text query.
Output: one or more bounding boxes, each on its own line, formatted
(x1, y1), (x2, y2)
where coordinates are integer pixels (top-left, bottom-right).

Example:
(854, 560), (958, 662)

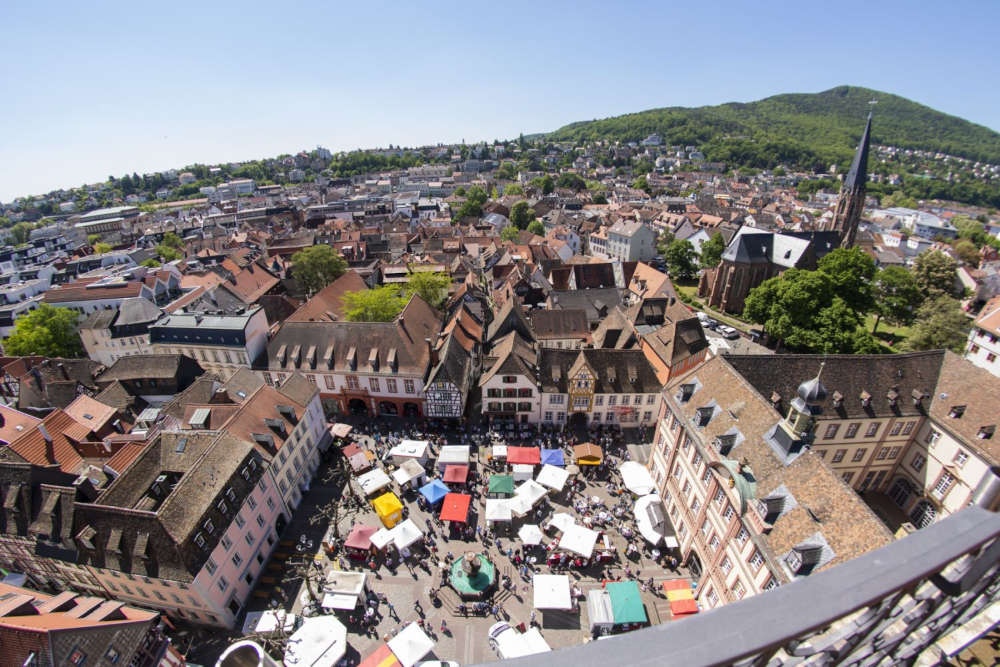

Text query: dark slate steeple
(832, 112), (872, 249)
(843, 112), (872, 191)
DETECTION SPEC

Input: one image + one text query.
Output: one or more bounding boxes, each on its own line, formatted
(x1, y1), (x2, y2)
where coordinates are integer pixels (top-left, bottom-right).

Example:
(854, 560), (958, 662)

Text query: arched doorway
(348, 399), (368, 416)
(909, 500), (937, 529)
(403, 402), (419, 418)
(569, 412), (588, 428)
(379, 401), (398, 416)
(888, 478), (914, 509)
(685, 551), (703, 578)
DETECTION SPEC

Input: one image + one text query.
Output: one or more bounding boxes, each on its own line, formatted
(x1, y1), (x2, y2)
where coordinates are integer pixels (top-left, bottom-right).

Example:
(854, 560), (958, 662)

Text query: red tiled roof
(42, 282), (144, 303)
(6, 410), (86, 474)
(104, 442), (146, 476)
(287, 270), (369, 322)
(0, 405), (40, 446)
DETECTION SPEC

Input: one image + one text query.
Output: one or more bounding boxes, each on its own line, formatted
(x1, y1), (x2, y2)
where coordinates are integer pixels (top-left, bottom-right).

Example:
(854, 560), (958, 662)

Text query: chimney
(426, 338), (439, 367)
(38, 424), (55, 465)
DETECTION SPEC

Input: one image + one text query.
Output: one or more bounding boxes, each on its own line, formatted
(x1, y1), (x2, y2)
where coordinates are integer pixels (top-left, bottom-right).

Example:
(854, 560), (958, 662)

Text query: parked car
(719, 325), (740, 339)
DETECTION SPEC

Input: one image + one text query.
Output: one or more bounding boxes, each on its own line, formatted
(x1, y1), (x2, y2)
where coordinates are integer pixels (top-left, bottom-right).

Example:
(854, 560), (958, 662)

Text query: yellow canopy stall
(573, 443), (603, 466)
(372, 492), (404, 528)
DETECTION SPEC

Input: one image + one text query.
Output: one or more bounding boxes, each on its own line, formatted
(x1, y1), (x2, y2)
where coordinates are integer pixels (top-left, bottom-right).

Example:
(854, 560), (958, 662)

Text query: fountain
(448, 551), (497, 599)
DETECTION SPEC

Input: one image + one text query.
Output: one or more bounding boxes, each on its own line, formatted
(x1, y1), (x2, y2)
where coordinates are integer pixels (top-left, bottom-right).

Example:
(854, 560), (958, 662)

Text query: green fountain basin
(449, 554), (496, 599)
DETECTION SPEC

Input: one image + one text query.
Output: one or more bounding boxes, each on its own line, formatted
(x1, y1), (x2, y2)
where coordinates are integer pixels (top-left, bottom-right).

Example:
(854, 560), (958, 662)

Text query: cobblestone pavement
(186, 418), (693, 665)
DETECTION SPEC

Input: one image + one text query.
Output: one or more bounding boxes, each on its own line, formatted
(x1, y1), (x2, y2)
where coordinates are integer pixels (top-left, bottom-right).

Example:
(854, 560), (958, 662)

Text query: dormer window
(696, 407), (714, 427)
(949, 405), (966, 419)
(714, 433), (737, 456)
(859, 390), (872, 407)
(678, 384), (695, 403)
(886, 389), (899, 407)
(203, 519), (214, 534)
(979, 425), (995, 440)
(217, 500), (228, 514)
(225, 487), (236, 502)
(831, 391), (843, 408)
(194, 532), (206, 548)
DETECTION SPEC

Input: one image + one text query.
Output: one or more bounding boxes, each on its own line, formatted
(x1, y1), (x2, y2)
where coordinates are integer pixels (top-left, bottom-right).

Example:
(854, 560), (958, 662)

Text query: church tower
(831, 112), (872, 248)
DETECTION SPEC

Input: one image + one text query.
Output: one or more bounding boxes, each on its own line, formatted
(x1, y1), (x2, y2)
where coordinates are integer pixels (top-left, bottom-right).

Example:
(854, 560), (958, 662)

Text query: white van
(488, 622), (552, 659)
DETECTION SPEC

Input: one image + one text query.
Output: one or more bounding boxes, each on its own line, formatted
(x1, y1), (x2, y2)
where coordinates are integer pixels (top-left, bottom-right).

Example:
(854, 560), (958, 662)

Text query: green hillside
(547, 86), (1000, 169)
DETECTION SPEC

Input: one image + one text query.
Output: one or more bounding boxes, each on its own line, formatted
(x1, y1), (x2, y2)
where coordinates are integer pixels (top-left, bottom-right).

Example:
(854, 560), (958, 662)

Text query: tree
(405, 271), (451, 309)
(912, 250), (959, 299)
(160, 231), (184, 249)
(882, 190), (918, 209)
(510, 201), (535, 230)
(10, 222), (31, 245)
(632, 176), (650, 193)
(453, 185), (488, 220)
(500, 226), (521, 242)
(591, 194), (608, 205)
(342, 286), (408, 322)
(93, 242), (112, 254)
(87, 234), (101, 246)
(872, 266), (922, 333)
(3, 304), (83, 358)
(527, 220), (545, 236)
(529, 175), (554, 195)
(903, 296), (970, 352)
(155, 245), (184, 262)
(556, 173), (586, 191)
(140, 258), (161, 268)
(817, 247), (876, 315)
(664, 239), (699, 281)
(698, 233), (726, 269)
(504, 183), (524, 196)
(291, 245), (347, 295)
(953, 239), (980, 266)
(656, 231), (674, 256)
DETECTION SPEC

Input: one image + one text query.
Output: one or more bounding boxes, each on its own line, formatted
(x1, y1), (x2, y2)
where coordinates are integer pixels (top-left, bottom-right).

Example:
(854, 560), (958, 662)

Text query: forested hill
(546, 86), (1000, 169)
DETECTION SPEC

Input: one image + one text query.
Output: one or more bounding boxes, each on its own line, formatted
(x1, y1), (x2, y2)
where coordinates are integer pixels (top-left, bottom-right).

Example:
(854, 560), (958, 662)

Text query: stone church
(698, 114), (872, 314)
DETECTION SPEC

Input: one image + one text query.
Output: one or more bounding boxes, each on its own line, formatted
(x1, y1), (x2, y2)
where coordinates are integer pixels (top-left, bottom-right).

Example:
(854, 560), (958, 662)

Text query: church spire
(832, 112), (872, 249)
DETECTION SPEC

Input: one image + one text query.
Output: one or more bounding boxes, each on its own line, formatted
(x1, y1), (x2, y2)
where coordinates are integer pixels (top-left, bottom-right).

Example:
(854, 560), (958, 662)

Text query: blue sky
(2, 0), (998, 202)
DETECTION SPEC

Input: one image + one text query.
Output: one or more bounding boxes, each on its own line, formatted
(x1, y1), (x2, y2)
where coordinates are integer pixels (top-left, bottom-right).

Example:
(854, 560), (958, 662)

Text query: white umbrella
(620, 461), (656, 496)
(518, 524), (544, 545)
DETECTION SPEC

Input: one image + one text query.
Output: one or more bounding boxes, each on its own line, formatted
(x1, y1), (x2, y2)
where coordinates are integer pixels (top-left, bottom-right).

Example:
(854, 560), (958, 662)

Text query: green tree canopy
(698, 233), (726, 269)
(155, 244), (184, 262)
(342, 286), (408, 322)
(93, 242), (112, 254)
(10, 222), (31, 245)
(504, 183), (524, 196)
(912, 250), (959, 299)
(953, 239), (980, 266)
(664, 239), (699, 281)
(556, 173), (586, 191)
(453, 186), (488, 220)
(160, 231), (184, 249)
(510, 201), (535, 230)
(872, 265), (922, 333)
(591, 194), (608, 205)
(405, 271), (451, 309)
(817, 247), (876, 315)
(527, 220), (545, 236)
(140, 258), (161, 268)
(87, 234), (101, 246)
(632, 175), (650, 193)
(529, 175), (554, 195)
(903, 296), (970, 353)
(291, 245), (348, 295)
(3, 304), (83, 358)
(500, 226), (521, 242)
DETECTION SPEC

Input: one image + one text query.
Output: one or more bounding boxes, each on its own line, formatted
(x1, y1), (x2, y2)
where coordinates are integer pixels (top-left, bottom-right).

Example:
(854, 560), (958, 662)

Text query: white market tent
(549, 512), (576, 533)
(388, 518), (424, 550)
(437, 445), (471, 470)
(370, 527), (394, 550)
(392, 459), (426, 487)
(241, 609), (296, 636)
(533, 574), (573, 610)
(536, 464), (569, 491)
(283, 615), (347, 666)
(619, 461), (656, 496)
(518, 524), (544, 545)
(511, 463), (535, 482)
(516, 479), (548, 506)
(485, 498), (513, 522)
(322, 571), (367, 611)
(634, 494), (676, 548)
(357, 468), (392, 495)
(560, 523), (600, 558)
(510, 494), (533, 518)
(389, 440), (431, 465)
(492, 444), (508, 460)
(387, 621), (436, 667)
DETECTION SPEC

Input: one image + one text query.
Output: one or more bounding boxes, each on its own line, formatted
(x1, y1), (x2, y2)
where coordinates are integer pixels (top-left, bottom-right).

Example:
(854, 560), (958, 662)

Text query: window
(691, 450), (703, 467)
(953, 450), (969, 468)
(902, 421), (915, 436)
(700, 520), (710, 535)
(852, 448), (867, 463)
(386, 378), (397, 393)
(345, 376), (360, 390)
(865, 423), (880, 438)
(608, 395), (617, 406)
(647, 394), (656, 405)
(244, 533), (254, 547)
(842, 471), (854, 484)
(889, 422), (903, 436)
(824, 424), (840, 439)
(594, 395), (604, 406)
(713, 488), (725, 505)
(737, 527), (749, 544)
(887, 446), (901, 459)
(69, 647), (87, 666)
(723, 504), (736, 522)
(709, 534), (720, 552)
(404, 379), (415, 393)
(701, 467), (711, 484)
(749, 550), (764, 570)
(518, 388), (532, 398)
(217, 577), (229, 593)
(247, 496), (257, 510)
(104, 647), (121, 664)
(720, 557), (733, 574)
(925, 429), (940, 446)
(220, 536), (232, 551)
(502, 375), (517, 383)
(764, 578), (778, 591)
(673, 463), (682, 479)
(266, 497), (275, 510)
(731, 580), (746, 599)
(682, 480), (692, 496)
(705, 587), (718, 607)
(690, 497), (701, 512)
(643, 411), (652, 421)
(369, 377), (380, 392)
(324, 375), (336, 389)
(549, 395), (564, 405)
(933, 472), (956, 499)
(845, 423), (860, 439)
(203, 519), (215, 534)
(592, 412), (601, 422)
(205, 558), (217, 575)
(989, 353), (998, 363)
(258, 478), (268, 493)
(194, 533), (206, 548)
(232, 553), (242, 568)
(234, 514), (245, 528)
(911, 453), (926, 472)
(634, 395), (642, 405)
(876, 447), (890, 460)
(677, 522), (687, 537)
(814, 449), (826, 459)
(544, 411), (553, 422)
(831, 449), (846, 463)
(257, 514), (266, 528)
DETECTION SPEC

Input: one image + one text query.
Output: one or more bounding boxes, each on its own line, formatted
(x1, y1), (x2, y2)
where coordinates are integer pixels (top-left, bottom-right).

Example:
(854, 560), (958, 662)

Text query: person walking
(386, 601), (399, 621)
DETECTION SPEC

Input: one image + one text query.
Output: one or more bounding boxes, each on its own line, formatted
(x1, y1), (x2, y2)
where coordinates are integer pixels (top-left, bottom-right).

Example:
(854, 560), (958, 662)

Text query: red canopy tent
(443, 465), (469, 484)
(440, 493), (472, 523)
(344, 524), (377, 551)
(507, 446), (541, 465)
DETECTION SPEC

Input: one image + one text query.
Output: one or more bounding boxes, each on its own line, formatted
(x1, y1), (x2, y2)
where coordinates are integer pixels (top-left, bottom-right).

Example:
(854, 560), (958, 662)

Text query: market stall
(344, 524), (377, 559)
(357, 468), (392, 496)
(573, 443), (603, 466)
(518, 524), (544, 546)
(388, 518), (424, 550)
(440, 492), (472, 524)
(511, 463), (535, 482)
(620, 461), (656, 496)
(359, 643), (401, 667)
(442, 464), (469, 485)
(663, 579), (699, 620)
(536, 464), (569, 492)
(419, 479), (450, 506)
(389, 440), (431, 466)
(540, 448), (565, 467)
(511, 479), (548, 517)
(343, 443), (372, 473)
(321, 571), (368, 611)
(548, 512), (576, 533)
(606, 580), (648, 630)
(241, 609), (297, 636)
(532, 574), (573, 610)
(488, 474), (515, 498)
(372, 492), (404, 528)
(507, 446), (541, 466)
(559, 523), (599, 559)
(437, 445), (471, 472)
(387, 622), (436, 667)
(587, 589), (615, 636)
(484, 498), (512, 526)
(283, 615), (347, 666)
(634, 494), (676, 547)
(329, 423), (353, 439)
(391, 458), (426, 489)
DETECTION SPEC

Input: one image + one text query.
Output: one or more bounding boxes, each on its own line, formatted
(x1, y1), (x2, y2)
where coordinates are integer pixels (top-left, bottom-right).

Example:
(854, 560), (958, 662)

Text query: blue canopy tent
(420, 479), (450, 505)
(540, 448), (565, 467)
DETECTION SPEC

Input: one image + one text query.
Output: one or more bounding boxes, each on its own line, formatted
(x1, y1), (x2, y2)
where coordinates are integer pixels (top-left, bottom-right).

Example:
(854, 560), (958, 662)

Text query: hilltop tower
(831, 112), (872, 248)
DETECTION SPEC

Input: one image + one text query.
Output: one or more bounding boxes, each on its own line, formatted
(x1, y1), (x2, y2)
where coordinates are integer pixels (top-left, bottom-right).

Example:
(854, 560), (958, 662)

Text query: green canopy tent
(605, 581), (648, 626)
(488, 474), (515, 497)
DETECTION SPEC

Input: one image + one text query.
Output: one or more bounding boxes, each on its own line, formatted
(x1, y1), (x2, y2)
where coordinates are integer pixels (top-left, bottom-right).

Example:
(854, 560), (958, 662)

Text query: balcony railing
(482, 506), (1000, 666)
